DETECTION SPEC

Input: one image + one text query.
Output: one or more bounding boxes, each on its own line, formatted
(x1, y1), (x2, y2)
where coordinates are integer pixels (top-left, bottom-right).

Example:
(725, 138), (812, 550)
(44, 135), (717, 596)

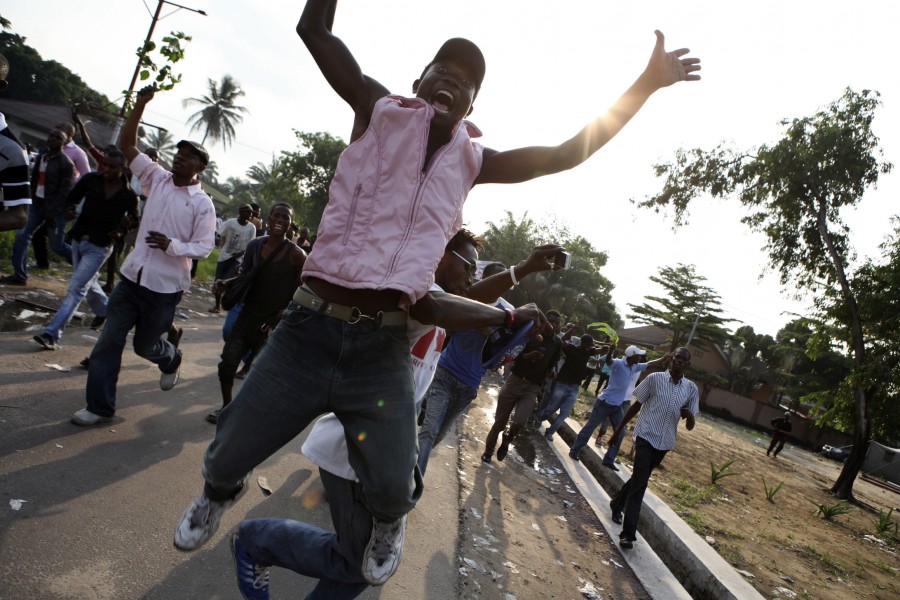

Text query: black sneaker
(481, 453), (492, 463)
(619, 537), (635, 550)
(602, 462), (620, 472)
(610, 501), (623, 524)
(0, 275), (26, 286)
(568, 450), (580, 462)
(34, 333), (58, 350)
(89, 316), (106, 330)
(496, 437), (510, 461)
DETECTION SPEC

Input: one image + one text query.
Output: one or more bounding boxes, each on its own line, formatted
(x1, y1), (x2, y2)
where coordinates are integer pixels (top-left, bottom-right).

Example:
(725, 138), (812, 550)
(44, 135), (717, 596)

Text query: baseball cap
(176, 140), (209, 166)
(430, 38), (486, 90)
(237, 204), (253, 212)
(624, 345), (646, 358)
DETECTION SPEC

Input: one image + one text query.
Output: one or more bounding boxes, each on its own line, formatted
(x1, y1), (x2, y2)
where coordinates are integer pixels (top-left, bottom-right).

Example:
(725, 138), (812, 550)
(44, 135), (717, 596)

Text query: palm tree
(203, 160), (220, 185)
(141, 128), (176, 164)
(183, 75), (249, 149)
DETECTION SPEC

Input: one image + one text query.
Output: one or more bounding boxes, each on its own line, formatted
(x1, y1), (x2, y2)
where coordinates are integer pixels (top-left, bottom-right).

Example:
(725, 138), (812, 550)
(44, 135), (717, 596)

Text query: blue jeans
(11, 205), (71, 280)
(84, 277), (182, 417)
(203, 302), (422, 522)
(570, 398), (625, 462)
(610, 437), (668, 540)
(536, 382), (580, 436)
(44, 239), (111, 342)
(417, 366), (477, 476)
(239, 469), (370, 600)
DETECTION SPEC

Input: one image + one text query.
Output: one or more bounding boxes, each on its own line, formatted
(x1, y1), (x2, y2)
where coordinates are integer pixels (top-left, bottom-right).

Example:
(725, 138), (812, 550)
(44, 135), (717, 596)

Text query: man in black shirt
(767, 412), (792, 457)
(33, 149), (138, 350)
(482, 310), (563, 462)
(536, 332), (606, 439)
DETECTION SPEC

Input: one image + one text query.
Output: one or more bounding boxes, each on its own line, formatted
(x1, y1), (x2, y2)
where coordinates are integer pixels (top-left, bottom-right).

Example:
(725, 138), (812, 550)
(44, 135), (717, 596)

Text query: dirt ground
(6, 272), (899, 600)
(559, 387), (900, 600)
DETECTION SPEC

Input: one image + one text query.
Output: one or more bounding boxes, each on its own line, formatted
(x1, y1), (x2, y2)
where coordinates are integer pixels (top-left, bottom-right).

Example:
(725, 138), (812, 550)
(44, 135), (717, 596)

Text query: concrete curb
(551, 418), (765, 600)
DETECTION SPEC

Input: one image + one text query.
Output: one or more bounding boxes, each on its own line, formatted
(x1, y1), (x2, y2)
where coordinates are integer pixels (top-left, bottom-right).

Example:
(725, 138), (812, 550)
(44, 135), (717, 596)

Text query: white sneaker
(160, 368), (180, 391)
(362, 514), (407, 585)
(71, 408), (112, 426)
(174, 492), (228, 551)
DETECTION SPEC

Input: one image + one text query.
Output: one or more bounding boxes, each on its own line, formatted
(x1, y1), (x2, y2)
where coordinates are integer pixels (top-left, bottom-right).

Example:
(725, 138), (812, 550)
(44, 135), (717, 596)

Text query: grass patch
(672, 477), (717, 508)
(717, 544), (744, 568)
(873, 560), (897, 577)
(677, 509), (711, 536)
(801, 544), (847, 576)
(193, 250), (219, 282)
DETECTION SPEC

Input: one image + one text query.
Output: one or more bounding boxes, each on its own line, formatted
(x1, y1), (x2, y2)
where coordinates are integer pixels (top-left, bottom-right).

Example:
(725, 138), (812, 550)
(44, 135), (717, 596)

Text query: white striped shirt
(632, 371), (700, 451)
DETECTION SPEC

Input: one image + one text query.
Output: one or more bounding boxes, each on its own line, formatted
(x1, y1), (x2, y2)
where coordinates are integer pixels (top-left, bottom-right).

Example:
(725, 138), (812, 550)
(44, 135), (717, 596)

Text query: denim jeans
(11, 205), (71, 280)
(203, 302), (422, 522)
(536, 382), (580, 436)
(84, 277), (182, 417)
(217, 313), (267, 386)
(416, 366), (477, 476)
(570, 398), (625, 462)
(610, 437), (668, 540)
(44, 239), (111, 342)
(239, 469), (370, 600)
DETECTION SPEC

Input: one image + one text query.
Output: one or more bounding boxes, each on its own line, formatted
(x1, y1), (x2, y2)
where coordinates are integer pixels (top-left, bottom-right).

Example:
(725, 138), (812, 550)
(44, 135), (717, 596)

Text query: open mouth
(430, 89), (455, 113)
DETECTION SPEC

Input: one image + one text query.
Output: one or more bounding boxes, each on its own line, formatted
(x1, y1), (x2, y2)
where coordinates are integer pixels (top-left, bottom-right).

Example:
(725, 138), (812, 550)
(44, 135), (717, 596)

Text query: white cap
(624, 345), (646, 358)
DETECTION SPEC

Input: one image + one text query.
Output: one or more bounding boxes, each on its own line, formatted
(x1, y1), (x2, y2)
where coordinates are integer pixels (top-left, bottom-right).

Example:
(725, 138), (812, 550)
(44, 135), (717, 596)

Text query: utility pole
(685, 300), (707, 348)
(110, 0), (207, 144)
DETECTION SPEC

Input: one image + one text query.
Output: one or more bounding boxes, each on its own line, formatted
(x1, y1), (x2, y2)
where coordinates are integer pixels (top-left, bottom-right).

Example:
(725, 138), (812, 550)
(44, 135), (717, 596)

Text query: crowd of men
(0, 1), (706, 597)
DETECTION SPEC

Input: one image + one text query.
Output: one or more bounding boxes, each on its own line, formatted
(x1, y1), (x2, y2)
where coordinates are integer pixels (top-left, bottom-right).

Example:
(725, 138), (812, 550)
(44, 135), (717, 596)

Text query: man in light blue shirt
(568, 344), (670, 466)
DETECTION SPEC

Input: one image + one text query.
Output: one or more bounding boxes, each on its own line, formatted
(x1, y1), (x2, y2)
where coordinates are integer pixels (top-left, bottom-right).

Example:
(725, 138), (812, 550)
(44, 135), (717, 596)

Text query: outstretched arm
(467, 243), (565, 303)
(476, 31), (701, 185)
(119, 85), (155, 163)
(297, 0), (388, 140)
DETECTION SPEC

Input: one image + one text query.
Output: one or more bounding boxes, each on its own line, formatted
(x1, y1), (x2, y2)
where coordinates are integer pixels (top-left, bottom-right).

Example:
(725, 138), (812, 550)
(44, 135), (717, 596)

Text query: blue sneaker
(231, 533), (270, 600)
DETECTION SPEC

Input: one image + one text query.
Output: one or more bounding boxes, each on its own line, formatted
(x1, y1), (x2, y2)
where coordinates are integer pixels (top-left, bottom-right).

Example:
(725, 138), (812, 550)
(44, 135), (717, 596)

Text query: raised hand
(642, 30), (701, 90)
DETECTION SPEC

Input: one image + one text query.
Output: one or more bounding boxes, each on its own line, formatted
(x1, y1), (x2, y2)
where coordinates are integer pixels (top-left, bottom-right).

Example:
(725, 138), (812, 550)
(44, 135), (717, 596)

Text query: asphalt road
(0, 309), (458, 600)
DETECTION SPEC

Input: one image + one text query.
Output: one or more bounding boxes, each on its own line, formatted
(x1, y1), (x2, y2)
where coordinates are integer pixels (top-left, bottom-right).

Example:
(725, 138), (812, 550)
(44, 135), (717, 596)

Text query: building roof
(0, 98), (118, 148)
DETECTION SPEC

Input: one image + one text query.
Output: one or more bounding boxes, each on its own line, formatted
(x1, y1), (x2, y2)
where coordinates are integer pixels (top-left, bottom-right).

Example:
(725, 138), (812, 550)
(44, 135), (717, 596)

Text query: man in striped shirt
(606, 347), (699, 549)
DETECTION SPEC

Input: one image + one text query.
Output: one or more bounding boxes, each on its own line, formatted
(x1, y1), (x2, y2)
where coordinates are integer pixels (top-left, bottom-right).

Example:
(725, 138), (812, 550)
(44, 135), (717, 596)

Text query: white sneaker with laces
(362, 514), (407, 585)
(174, 492), (228, 551)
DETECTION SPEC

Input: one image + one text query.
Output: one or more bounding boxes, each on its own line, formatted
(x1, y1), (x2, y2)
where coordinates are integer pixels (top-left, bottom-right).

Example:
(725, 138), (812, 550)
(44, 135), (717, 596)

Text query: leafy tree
(140, 128), (176, 164)
(480, 211), (621, 326)
(278, 131), (347, 230)
(220, 176), (255, 208)
(633, 88), (893, 499)
(723, 325), (776, 397)
(245, 157), (303, 217)
(627, 263), (733, 352)
(813, 224), (900, 446)
(0, 31), (111, 109)
(183, 75), (248, 149)
(203, 160), (220, 186)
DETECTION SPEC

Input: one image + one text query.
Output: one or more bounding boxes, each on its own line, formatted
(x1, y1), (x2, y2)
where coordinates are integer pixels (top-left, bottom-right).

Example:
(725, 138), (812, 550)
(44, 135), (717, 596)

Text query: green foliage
(479, 211), (621, 325)
(278, 131), (347, 230)
(809, 499), (852, 520)
(633, 88), (894, 499)
(627, 263), (733, 352)
(126, 31), (191, 110)
(762, 478), (784, 502)
(874, 508), (898, 537)
(193, 250), (219, 282)
(140, 129), (177, 164)
(710, 459), (740, 485)
(0, 31), (112, 109)
(183, 75), (248, 149)
(801, 545), (848, 576)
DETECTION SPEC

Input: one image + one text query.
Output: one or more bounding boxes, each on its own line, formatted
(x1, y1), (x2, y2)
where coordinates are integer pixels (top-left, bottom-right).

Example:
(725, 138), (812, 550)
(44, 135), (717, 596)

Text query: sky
(4, 0), (898, 338)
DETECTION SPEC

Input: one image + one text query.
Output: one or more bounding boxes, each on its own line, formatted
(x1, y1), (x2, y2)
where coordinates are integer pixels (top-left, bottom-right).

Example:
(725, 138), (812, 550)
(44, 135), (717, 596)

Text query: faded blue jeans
(239, 469), (370, 600)
(417, 366), (477, 476)
(11, 205), (71, 280)
(570, 398), (625, 462)
(84, 277), (182, 417)
(203, 302), (422, 522)
(44, 239), (111, 342)
(536, 382), (581, 437)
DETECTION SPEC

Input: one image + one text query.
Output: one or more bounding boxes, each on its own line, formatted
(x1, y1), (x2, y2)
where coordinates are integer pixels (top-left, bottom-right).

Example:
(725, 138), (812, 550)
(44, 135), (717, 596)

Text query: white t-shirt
(302, 283), (445, 480)
(217, 218), (256, 262)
